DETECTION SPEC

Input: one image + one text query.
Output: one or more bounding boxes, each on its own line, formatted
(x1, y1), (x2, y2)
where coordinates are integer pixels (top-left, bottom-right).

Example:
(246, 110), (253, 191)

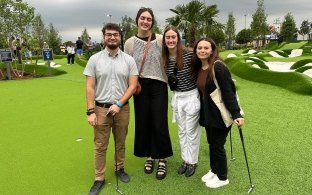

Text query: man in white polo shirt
(83, 23), (138, 195)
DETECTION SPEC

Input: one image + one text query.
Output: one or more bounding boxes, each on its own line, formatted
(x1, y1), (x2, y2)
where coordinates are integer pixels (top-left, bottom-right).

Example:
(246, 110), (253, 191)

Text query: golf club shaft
(230, 129), (234, 160)
(238, 127), (254, 189)
(113, 116), (119, 187)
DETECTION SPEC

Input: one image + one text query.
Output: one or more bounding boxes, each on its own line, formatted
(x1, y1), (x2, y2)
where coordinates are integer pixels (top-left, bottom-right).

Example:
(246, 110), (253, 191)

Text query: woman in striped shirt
(162, 26), (201, 177)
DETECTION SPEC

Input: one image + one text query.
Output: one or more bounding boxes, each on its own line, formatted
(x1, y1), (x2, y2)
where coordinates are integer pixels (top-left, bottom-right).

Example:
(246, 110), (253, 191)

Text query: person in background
(66, 43), (75, 65)
(162, 26), (201, 177)
(191, 37), (244, 188)
(83, 23), (138, 195)
(124, 7), (173, 180)
(43, 41), (49, 49)
(10, 36), (17, 57)
(22, 40), (32, 64)
(76, 37), (84, 59)
(86, 37), (93, 59)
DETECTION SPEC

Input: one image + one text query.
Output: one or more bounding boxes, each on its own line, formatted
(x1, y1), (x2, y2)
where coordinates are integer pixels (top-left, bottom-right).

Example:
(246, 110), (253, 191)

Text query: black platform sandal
(156, 159), (167, 180)
(144, 159), (154, 174)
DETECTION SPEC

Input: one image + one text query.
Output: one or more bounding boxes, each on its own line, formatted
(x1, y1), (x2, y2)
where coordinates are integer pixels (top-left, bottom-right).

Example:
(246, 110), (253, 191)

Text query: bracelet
(115, 100), (123, 108)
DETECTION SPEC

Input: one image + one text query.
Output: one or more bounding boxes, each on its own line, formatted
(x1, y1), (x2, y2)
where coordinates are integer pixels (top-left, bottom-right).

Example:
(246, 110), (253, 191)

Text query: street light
(244, 14), (247, 29)
(107, 14), (112, 22)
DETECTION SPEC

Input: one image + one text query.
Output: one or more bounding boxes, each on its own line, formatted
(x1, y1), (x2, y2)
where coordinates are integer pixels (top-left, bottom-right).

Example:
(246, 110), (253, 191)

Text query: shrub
(246, 57), (269, 69)
(225, 57), (312, 95)
(295, 66), (312, 73)
(275, 50), (289, 57)
(290, 59), (312, 69)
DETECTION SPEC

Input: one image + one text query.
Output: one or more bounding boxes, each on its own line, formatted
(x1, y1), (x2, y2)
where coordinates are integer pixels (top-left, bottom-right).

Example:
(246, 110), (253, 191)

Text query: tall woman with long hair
(124, 7), (173, 180)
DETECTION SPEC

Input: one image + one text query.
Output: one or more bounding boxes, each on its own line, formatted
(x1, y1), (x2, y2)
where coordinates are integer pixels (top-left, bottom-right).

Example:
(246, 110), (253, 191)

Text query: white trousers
(171, 89), (201, 164)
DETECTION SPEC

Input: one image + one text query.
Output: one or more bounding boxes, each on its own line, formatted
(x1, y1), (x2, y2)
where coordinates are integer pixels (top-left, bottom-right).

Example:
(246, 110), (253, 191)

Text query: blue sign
(42, 48), (53, 61)
(0, 48), (13, 62)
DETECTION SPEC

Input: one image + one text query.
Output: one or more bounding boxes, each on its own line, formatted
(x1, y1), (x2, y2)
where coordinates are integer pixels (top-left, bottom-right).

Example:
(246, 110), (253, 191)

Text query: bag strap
(138, 33), (152, 76)
(212, 60), (222, 89)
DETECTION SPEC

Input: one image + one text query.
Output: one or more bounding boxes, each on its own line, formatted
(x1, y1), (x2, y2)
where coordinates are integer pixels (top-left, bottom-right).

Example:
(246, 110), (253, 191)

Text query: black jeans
(67, 54), (75, 64)
(205, 125), (231, 180)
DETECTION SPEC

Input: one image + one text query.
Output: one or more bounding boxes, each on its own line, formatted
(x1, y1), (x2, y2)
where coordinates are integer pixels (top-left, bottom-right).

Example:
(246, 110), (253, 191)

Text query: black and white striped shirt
(166, 50), (197, 92)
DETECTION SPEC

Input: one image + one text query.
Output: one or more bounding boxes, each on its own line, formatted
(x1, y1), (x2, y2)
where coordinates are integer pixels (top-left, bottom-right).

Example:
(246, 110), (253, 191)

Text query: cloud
(23, 0), (312, 43)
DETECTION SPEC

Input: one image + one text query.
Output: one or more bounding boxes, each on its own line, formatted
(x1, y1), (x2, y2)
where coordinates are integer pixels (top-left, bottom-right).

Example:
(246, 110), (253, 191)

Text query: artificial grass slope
(1, 57), (312, 194)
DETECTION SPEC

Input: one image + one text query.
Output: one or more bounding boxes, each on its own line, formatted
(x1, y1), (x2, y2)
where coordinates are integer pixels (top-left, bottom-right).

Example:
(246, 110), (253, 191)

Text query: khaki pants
(93, 104), (130, 181)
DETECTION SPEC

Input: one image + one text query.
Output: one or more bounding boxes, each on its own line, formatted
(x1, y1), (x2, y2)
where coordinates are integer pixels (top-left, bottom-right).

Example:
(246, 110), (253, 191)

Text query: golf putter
(229, 129), (236, 161)
(238, 127), (254, 194)
(112, 115), (124, 195)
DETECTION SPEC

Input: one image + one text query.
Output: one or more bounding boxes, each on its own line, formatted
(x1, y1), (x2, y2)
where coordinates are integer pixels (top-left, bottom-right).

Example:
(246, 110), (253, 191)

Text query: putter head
(116, 186), (124, 195)
(247, 184), (255, 194)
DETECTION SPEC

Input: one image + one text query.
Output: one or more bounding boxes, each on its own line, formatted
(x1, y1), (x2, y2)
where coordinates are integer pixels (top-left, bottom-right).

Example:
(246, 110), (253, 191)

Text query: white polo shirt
(83, 48), (138, 103)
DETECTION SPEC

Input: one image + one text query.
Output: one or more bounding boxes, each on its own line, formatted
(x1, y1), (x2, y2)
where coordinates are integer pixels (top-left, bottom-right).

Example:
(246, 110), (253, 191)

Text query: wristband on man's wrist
(115, 100), (123, 108)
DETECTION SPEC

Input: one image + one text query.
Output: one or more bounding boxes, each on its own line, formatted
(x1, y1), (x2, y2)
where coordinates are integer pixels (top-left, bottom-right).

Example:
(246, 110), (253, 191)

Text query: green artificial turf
(1, 56), (312, 195)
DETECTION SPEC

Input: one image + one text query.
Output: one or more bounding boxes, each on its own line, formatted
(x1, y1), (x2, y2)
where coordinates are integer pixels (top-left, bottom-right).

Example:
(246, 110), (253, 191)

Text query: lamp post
(107, 14), (112, 22)
(244, 14), (247, 48)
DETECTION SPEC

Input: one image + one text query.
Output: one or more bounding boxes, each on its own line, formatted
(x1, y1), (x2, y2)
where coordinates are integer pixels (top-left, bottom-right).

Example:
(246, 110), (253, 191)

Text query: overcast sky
(23, 0), (312, 43)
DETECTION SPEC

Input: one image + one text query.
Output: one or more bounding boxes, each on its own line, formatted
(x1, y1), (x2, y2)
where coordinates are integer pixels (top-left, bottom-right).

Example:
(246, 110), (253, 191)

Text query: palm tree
(166, 0), (222, 47)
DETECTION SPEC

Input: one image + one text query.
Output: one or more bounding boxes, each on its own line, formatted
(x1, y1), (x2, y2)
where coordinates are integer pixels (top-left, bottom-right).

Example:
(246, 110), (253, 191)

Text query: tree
(120, 15), (136, 41)
(209, 28), (225, 47)
(236, 29), (253, 45)
(250, 0), (268, 48)
(166, 0), (221, 47)
(225, 12), (236, 49)
(31, 14), (46, 53)
(0, 0), (34, 46)
(280, 13), (297, 41)
(298, 20), (310, 40)
(11, 0), (35, 40)
(80, 27), (90, 50)
(46, 23), (62, 54)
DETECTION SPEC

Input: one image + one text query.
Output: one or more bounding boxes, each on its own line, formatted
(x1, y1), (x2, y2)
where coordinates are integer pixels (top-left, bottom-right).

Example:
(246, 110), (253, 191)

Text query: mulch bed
(0, 68), (35, 80)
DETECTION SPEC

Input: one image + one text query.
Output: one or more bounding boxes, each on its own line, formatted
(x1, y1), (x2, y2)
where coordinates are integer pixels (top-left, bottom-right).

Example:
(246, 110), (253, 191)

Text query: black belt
(95, 101), (128, 108)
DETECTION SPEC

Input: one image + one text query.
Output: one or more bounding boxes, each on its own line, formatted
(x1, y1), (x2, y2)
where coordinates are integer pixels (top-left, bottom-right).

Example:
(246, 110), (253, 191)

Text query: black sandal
(156, 159), (167, 180)
(144, 159), (154, 174)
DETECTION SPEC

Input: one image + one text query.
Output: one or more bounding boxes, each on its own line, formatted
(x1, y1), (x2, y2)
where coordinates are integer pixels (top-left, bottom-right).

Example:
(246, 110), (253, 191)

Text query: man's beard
(106, 43), (120, 50)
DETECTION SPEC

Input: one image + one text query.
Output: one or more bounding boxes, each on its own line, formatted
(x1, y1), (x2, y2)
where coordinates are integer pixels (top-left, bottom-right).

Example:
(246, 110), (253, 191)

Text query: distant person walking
(15, 38), (22, 64)
(22, 40), (32, 64)
(10, 36), (16, 57)
(76, 37), (84, 59)
(66, 43), (75, 65)
(86, 37), (93, 59)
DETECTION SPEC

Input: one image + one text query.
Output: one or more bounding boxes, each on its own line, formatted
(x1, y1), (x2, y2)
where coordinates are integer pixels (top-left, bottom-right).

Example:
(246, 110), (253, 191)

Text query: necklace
(201, 65), (209, 70)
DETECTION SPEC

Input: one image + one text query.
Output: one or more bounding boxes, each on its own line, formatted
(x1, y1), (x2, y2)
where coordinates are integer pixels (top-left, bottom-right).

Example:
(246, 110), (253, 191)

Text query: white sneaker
(205, 176), (229, 188)
(201, 170), (216, 182)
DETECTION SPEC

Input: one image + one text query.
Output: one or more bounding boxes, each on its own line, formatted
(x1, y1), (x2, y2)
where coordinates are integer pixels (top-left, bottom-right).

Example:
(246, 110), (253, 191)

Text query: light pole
(107, 14), (112, 22)
(244, 14), (247, 48)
